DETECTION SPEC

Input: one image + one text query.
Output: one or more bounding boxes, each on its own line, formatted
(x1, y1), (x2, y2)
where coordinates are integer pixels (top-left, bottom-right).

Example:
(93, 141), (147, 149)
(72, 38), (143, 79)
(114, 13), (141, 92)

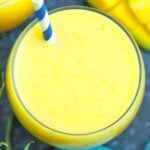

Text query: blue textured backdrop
(0, 1), (150, 150)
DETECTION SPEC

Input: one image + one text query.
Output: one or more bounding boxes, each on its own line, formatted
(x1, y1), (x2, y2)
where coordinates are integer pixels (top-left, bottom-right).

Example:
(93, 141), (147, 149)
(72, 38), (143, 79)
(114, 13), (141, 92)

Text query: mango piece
(86, 0), (121, 11)
(86, 0), (150, 50)
(0, 0), (33, 32)
(128, 0), (150, 25)
(108, 1), (150, 49)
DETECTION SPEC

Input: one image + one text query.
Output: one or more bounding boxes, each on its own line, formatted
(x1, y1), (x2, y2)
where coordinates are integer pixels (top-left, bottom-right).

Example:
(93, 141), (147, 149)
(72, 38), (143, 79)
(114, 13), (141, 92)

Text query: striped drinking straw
(32, 0), (52, 41)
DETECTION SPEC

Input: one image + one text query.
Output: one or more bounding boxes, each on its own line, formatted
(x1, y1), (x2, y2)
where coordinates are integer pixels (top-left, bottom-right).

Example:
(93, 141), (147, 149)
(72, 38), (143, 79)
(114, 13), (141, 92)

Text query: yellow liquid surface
(12, 9), (140, 134)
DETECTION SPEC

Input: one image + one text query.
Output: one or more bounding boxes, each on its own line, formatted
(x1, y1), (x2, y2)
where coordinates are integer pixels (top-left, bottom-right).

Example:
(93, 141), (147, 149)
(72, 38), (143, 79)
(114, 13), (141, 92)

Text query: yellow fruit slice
(86, 0), (122, 11)
(128, 0), (150, 26)
(0, 0), (33, 32)
(147, 25), (150, 31)
(108, 1), (150, 49)
(108, 1), (138, 29)
(86, 0), (150, 50)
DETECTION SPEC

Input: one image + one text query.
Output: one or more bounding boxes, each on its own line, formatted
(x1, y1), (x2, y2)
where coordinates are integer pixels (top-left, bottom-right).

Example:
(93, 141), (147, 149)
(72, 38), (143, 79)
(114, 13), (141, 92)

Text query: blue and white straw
(32, 0), (52, 41)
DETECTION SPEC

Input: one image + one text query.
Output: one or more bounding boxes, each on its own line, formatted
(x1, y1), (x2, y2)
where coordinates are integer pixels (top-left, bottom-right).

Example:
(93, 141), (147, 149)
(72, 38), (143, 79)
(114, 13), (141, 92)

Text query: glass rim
(11, 6), (143, 136)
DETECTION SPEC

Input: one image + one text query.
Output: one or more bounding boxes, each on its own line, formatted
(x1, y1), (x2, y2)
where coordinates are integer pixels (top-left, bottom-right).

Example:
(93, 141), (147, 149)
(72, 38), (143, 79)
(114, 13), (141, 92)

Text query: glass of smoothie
(6, 6), (145, 149)
(0, 0), (33, 32)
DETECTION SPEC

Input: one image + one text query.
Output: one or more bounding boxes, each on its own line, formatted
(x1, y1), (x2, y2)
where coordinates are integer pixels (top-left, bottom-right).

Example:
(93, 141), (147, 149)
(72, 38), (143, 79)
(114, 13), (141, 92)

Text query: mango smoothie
(6, 6), (145, 149)
(0, 0), (33, 32)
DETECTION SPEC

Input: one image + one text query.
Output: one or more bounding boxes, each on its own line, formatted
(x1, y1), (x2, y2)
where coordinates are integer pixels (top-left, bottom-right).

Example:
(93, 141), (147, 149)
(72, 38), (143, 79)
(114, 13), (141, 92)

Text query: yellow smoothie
(6, 7), (145, 149)
(0, 0), (33, 32)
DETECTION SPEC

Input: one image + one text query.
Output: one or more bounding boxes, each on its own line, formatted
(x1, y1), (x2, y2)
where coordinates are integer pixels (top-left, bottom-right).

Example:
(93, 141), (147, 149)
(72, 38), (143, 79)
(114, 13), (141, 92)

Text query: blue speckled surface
(0, 1), (150, 150)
